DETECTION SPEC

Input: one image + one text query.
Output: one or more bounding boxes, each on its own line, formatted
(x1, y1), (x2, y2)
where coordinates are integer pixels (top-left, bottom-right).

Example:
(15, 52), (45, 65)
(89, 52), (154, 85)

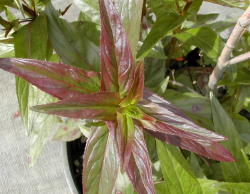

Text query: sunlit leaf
(210, 92), (250, 181)
(175, 27), (224, 61)
(82, 125), (119, 194)
(137, 13), (184, 58)
(156, 140), (203, 194)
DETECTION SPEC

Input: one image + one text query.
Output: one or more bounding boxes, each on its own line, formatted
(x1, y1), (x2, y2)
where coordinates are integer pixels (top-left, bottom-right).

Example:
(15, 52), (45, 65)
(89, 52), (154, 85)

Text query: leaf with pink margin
(146, 129), (235, 162)
(31, 92), (121, 120)
(0, 58), (100, 100)
(99, 0), (135, 97)
(140, 89), (226, 142)
(126, 125), (155, 194)
(82, 125), (119, 194)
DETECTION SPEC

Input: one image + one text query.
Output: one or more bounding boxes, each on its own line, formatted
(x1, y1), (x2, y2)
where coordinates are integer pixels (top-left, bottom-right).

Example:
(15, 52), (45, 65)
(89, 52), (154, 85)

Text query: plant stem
(228, 51), (250, 66)
(208, 6), (250, 90)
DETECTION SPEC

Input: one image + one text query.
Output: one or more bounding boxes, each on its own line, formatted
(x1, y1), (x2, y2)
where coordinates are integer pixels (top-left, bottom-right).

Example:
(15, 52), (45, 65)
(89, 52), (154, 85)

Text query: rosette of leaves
(0, 0), (235, 193)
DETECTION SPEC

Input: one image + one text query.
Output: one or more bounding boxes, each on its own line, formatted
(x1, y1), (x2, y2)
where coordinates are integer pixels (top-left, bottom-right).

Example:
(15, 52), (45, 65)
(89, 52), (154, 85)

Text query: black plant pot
(63, 138), (86, 194)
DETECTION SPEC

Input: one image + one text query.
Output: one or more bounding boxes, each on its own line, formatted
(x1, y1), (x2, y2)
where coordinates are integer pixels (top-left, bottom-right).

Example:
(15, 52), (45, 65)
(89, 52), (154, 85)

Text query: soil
(66, 136), (86, 194)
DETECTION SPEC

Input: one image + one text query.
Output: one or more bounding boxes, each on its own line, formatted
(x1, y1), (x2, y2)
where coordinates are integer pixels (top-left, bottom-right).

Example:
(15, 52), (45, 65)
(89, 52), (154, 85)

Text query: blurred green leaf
(144, 58), (166, 89)
(52, 118), (85, 141)
(175, 27), (224, 61)
(28, 86), (58, 166)
(219, 182), (250, 194)
(210, 92), (250, 182)
(156, 140), (203, 194)
(148, 0), (179, 15)
(198, 179), (220, 194)
(113, 0), (143, 58)
(73, 0), (99, 23)
(13, 14), (57, 166)
(205, 0), (250, 9)
(45, 2), (100, 71)
(0, 42), (14, 57)
(0, 0), (14, 5)
(137, 13), (184, 58)
(14, 14), (50, 130)
(166, 90), (213, 129)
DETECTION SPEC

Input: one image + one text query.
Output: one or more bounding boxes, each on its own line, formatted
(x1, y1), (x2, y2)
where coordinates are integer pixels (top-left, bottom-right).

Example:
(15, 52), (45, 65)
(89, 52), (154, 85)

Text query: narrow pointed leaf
(117, 113), (135, 170)
(148, 129), (234, 162)
(82, 125), (119, 194)
(137, 13), (184, 59)
(113, 0), (144, 58)
(121, 61), (144, 106)
(210, 92), (250, 181)
(126, 126), (155, 194)
(0, 58), (100, 100)
(139, 90), (234, 162)
(45, 2), (100, 71)
(140, 89), (226, 142)
(156, 140), (203, 194)
(32, 92), (120, 120)
(99, 0), (135, 97)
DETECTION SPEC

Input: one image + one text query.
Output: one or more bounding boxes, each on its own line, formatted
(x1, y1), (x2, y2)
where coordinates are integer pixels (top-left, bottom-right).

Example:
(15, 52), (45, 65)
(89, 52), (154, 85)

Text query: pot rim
(62, 142), (79, 194)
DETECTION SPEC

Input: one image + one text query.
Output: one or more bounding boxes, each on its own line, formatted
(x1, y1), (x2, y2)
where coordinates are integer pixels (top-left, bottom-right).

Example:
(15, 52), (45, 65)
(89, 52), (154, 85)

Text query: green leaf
(156, 140), (203, 194)
(144, 58), (166, 88)
(74, 0), (143, 59)
(45, 2), (100, 71)
(198, 179), (220, 194)
(82, 125), (119, 194)
(113, 0), (143, 58)
(52, 118), (85, 141)
(117, 113), (135, 169)
(148, 0), (179, 15)
(210, 92), (250, 182)
(166, 90), (213, 129)
(28, 86), (58, 166)
(205, 0), (250, 9)
(14, 14), (50, 130)
(0, 42), (14, 57)
(137, 13), (184, 58)
(175, 27), (224, 61)
(73, 0), (100, 23)
(219, 182), (250, 194)
(115, 169), (135, 194)
(0, 0), (13, 6)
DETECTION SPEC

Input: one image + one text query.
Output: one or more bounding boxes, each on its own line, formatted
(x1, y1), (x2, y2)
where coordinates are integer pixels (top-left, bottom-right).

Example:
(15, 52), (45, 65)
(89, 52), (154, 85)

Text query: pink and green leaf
(121, 61), (144, 106)
(140, 89), (226, 142)
(147, 129), (234, 162)
(117, 112), (135, 170)
(31, 92), (121, 120)
(126, 125), (155, 194)
(82, 125), (119, 194)
(0, 58), (100, 100)
(138, 89), (235, 162)
(99, 0), (135, 97)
